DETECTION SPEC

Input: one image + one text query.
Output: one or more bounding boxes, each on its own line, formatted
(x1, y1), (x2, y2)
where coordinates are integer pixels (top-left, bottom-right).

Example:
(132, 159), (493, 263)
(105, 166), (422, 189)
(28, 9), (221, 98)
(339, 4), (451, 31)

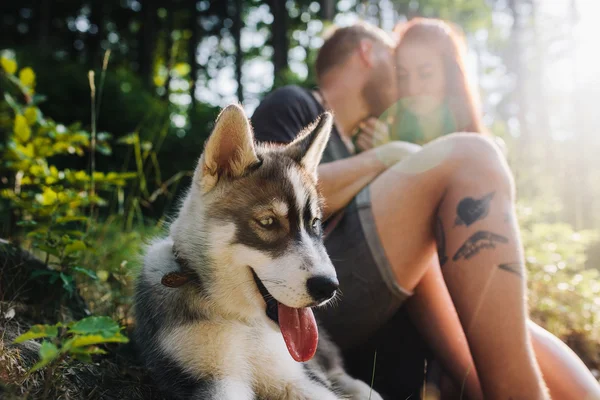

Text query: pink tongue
(278, 303), (318, 362)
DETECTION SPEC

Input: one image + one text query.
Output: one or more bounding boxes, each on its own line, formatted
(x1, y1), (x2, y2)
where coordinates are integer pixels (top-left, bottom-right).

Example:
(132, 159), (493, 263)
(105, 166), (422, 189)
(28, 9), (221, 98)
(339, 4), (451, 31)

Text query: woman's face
(395, 41), (447, 116)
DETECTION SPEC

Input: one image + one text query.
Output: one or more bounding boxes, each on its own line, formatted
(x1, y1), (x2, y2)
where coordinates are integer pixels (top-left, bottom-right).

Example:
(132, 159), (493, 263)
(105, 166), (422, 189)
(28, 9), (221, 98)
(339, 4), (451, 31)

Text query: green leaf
(55, 216), (88, 225)
(73, 266), (98, 280)
(34, 243), (61, 257)
(49, 273), (60, 285)
(64, 240), (86, 255)
(69, 346), (107, 355)
(70, 332), (129, 348)
(31, 94), (47, 106)
(14, 114), (31, 142)
(4, 93), (21, 113)
(67, 122), (82, 131)
(141, 141), (153, 152)
(16, 219), (37, 227)
(96, 143), (112, 156)
(30, 341), (60, 372)
(13, 324), (59, 344)
(173, 62), (191, 76)
(60, 272), (74, 295)
(36, 187), (59, 206)
(68, 316), (120, 337)
(117, 132), (138, 145)
(97, 132), (112, 141)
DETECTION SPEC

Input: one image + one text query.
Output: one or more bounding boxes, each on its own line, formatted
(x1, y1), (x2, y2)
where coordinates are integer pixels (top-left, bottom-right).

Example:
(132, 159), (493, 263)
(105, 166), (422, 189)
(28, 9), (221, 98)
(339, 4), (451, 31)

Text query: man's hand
(354, 117), (391, 152)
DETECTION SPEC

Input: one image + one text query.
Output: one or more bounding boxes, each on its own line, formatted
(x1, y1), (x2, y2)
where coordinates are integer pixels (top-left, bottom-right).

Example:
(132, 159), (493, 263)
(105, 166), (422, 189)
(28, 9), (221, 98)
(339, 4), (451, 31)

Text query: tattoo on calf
(452, 230), (509, 261)
(435, 217), (448, 266)
(455, 192), (495, 227)
(498, 262), (524, 278)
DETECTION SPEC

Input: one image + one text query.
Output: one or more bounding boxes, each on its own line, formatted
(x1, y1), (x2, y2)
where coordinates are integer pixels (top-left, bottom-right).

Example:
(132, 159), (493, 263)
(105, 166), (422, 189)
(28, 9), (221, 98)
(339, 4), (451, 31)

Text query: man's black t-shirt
(250, 85), (351, 165)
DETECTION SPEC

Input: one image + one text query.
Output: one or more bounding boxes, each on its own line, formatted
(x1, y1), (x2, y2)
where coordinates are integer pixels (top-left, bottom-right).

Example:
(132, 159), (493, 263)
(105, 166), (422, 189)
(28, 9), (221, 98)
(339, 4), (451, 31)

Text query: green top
(380, 100), (458, 145)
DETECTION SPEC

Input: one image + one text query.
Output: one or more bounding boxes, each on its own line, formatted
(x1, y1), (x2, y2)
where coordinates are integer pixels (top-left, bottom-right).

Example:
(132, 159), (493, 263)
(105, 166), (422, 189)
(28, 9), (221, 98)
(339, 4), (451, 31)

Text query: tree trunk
(162, 6), (175, 101)
(87, 0), (104, 66)
(568, 0), (585, 228)
(320, 0), (336, 21)
(530, 2), (553, 175)
(139, 0), (158, 89)
(38, 0), (51, 50)
(233, 0), (244, 103)
(189, 0), (199, 110)
(268, 0), (289, 88)
(507, 0), (530, 198)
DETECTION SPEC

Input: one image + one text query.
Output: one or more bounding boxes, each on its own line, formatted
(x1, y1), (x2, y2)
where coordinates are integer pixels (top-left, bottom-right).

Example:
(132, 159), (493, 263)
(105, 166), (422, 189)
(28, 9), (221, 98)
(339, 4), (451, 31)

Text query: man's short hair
(315, 21), (396, 82)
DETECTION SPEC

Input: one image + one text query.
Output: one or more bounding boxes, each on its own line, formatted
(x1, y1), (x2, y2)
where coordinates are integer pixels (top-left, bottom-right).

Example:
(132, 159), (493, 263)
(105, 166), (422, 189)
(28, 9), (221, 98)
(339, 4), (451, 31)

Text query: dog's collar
(161, 245), (198, 288)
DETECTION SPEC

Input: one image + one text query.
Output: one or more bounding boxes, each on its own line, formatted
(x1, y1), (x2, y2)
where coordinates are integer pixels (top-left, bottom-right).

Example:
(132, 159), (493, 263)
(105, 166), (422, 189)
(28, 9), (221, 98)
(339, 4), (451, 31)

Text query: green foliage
(32, 341), (60, 372)
(77, 217), (161, 319)
(13, 316), (129, 372)
(11, 48), (169, 138)
(12, 324), (59, 343)
(517, 199), (600, 364)
(0, 54), (142, 299)
(68, 316), (121, 335)
(0, 55), (137, 384)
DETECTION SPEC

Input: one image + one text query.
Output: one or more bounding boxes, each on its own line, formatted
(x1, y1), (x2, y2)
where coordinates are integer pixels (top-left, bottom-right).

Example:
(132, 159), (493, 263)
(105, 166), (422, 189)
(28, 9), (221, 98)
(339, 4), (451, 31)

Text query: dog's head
(171, 104), (337, 361)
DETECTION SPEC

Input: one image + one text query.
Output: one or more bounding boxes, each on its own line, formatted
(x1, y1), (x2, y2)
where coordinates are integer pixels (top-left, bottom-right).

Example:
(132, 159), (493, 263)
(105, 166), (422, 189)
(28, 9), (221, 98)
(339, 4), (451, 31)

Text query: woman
(355, 17), (600, 400)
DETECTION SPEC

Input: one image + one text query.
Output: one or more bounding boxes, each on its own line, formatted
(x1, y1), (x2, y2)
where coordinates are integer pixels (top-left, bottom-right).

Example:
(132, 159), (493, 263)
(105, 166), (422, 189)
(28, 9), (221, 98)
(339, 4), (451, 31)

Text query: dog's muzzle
(306, 275), (339, 303)
(250, 269), (339, 324)
(251, 269), (279, 323)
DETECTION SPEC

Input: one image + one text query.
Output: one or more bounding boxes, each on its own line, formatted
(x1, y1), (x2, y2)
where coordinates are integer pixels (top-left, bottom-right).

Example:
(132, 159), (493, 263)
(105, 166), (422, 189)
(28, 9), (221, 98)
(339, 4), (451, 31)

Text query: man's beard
(361, 67), (395, 118)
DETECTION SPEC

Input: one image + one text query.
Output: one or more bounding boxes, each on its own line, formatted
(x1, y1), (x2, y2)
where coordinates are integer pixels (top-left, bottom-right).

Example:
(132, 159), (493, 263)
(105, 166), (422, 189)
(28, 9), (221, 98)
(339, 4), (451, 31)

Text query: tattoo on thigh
(498, 262), (524, 278)
(435, 217), (448, 266)
(455, 192), (495, 227)
(452, 230), (509, 261)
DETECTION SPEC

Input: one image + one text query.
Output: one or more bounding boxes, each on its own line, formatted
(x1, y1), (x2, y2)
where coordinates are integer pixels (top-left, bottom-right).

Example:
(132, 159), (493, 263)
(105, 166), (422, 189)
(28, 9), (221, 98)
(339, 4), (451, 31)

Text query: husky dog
(134, 105), (383, 400)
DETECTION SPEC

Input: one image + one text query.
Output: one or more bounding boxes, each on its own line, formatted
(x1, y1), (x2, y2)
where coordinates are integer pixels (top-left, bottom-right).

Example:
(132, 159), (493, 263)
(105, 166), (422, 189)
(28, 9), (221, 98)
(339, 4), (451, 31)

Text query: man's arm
(318, 150), (385, 218)
(318, 141), (421, 218)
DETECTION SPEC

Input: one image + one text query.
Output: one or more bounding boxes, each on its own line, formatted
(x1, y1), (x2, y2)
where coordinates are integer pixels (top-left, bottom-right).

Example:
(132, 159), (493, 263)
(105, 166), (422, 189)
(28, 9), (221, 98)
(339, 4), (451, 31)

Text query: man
(250, 21), (549, 400)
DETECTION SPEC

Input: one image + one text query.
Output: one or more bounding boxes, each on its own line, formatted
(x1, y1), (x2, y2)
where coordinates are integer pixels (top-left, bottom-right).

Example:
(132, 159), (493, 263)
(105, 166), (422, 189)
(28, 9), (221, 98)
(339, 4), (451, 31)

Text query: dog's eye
(258, 217), (275, 228)
(311, 218), (322, 234)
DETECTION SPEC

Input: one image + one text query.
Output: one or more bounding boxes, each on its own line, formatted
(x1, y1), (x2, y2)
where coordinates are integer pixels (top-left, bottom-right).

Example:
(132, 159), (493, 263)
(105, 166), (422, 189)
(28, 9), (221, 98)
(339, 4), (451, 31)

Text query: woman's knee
(443, 133), (515, 196)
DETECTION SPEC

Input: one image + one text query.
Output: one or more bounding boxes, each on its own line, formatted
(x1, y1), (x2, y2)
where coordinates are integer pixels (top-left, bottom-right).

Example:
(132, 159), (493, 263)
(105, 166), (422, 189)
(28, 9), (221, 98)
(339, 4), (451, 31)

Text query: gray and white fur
(133, 104), (382, 400)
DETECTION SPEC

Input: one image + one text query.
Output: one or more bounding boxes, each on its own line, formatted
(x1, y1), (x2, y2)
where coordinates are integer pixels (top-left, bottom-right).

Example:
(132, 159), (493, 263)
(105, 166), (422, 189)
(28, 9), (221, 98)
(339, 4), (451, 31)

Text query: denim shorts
(315, 185), (413, 350)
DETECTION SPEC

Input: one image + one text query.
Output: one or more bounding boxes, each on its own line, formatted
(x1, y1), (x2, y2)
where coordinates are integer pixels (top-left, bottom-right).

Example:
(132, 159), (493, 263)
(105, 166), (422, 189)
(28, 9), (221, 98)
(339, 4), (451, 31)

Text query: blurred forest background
(1, 0), (600, 397)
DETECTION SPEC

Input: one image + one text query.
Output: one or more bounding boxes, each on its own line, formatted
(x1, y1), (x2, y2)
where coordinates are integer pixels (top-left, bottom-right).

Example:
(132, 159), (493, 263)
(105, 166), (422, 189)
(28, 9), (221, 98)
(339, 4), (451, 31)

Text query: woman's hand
(353, 117), (391, 152)
(373, 140), (423, 167)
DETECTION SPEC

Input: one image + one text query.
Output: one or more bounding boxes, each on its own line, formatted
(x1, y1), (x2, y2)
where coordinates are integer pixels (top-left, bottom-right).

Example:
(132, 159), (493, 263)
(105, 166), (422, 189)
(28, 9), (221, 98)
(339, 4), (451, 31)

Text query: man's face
(361, 44), (397, 118)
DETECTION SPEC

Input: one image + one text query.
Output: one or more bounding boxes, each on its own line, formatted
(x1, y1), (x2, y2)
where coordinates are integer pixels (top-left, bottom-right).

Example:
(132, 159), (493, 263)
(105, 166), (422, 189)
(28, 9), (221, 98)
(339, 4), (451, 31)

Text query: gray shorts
(315, 186), (413, 350)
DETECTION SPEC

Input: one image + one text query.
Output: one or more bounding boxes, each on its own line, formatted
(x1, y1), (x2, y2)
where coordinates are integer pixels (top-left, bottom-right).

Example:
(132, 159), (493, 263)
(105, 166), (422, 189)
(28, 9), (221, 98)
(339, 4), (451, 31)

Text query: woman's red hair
(393, 18), (484, 134)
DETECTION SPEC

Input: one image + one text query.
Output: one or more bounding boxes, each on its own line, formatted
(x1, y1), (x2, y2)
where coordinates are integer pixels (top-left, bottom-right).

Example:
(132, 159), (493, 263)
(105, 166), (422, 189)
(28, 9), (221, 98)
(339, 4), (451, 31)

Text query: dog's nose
(306, 276), (339, 302)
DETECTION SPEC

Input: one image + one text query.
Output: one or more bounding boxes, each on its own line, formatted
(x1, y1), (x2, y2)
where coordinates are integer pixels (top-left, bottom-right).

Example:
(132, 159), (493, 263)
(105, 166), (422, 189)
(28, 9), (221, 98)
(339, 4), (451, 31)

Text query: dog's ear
(285, 112), (332, 180)
(198, 104), (259, 192)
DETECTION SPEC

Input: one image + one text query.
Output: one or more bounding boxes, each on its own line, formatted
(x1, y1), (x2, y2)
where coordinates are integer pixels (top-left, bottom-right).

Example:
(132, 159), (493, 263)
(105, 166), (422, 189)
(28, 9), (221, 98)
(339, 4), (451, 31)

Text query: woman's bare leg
(529, 320), (600, 400)
(369, 134), (548, 399)
(409, 259), (600, 400)
(406, 256), (483, 400)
